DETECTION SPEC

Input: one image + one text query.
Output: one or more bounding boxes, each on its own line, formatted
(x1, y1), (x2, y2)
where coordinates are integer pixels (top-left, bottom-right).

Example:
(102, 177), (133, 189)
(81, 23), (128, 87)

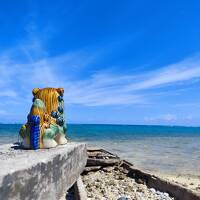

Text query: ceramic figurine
(19, 88), (68, 149)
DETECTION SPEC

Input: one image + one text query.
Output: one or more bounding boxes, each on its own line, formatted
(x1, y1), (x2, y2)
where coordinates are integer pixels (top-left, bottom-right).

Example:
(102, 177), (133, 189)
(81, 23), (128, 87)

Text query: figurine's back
(19, 87), (68, 149)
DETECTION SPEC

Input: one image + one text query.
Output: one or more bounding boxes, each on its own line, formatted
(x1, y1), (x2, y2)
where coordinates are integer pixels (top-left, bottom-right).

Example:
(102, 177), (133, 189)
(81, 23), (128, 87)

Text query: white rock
(150, 188), (156, 193)
(164, 192), (169, 197)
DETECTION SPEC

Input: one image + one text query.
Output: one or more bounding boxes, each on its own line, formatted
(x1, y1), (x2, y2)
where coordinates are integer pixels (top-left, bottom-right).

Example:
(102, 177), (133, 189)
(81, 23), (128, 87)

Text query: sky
(0, 0), (200, 125)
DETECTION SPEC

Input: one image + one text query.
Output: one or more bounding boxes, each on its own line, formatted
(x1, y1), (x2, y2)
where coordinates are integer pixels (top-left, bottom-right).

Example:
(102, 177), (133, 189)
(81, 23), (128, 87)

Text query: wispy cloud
(63, 55), (200, 106)
(0, 90), (17, 98)
(124, 56), (200, 91)
(144, 114), (177, 123)
(0, 36), (200, 109)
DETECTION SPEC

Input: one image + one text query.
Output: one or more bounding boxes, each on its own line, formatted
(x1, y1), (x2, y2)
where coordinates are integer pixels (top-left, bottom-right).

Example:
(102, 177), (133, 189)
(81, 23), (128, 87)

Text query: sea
(1, 124), (200, 176)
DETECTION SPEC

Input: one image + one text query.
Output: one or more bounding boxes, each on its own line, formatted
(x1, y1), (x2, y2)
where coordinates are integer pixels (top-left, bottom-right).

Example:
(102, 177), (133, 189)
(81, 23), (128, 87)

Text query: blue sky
(0, 0), (200, 125)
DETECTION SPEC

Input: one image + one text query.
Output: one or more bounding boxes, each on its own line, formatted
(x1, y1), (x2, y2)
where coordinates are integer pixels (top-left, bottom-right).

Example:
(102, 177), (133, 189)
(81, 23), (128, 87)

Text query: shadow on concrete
(11, 142), (30, 150)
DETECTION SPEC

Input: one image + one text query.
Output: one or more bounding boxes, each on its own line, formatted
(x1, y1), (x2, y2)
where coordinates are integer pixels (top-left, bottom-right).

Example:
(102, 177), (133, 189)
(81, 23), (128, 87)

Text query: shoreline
(87, 143), (200, 194)
(158, 173), (200, 194)
(82, 146), (200, 200)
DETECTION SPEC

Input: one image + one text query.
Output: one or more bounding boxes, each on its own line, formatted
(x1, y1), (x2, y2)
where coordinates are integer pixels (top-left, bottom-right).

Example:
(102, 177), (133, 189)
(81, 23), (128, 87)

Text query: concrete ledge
(0, 142), (87, 200)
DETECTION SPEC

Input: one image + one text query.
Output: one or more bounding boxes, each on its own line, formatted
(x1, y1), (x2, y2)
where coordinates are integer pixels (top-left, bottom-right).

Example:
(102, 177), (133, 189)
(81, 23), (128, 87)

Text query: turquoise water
(1, 124), (200, 175)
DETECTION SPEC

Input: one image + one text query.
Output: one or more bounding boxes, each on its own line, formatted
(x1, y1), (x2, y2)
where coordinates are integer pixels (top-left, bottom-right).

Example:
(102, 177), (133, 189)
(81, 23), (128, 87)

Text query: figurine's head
(32, 88), (64, 115)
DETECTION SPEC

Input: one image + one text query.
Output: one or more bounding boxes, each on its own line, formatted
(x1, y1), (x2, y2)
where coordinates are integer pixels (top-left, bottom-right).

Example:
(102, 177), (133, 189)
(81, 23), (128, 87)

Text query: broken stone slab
(87, 158), (120, 166)
(74, 176), (87, 200)
(0, 142), (87, 200)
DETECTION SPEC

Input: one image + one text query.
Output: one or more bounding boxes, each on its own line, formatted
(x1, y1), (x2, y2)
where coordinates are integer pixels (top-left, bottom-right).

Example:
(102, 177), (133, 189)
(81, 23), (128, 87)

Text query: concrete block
(0, 142), (87, 200)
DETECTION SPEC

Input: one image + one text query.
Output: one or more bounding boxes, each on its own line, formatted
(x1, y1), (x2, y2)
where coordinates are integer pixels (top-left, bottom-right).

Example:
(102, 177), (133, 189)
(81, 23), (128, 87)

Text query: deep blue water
(0, 124), (200, 144)
(67, 124), (200, 141)
(1, 124), (200, 175)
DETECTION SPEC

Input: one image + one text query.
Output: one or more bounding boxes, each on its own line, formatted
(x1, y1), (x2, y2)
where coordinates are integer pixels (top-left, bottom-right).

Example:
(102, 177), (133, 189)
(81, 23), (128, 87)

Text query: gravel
(82, 166), (175, 200)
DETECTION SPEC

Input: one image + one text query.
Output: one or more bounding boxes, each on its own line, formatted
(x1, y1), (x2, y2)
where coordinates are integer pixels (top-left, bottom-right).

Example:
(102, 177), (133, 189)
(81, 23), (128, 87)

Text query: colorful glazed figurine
(19, 88), (68, 149)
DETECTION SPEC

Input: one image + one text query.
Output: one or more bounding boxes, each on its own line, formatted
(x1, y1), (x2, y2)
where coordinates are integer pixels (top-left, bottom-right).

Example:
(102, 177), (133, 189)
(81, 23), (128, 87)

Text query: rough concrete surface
(0, 142), (87, 200)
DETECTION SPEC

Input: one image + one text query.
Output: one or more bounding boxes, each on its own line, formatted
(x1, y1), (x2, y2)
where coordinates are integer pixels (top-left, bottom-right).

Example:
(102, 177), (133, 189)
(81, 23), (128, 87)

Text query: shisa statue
(19, 88), (68, 149)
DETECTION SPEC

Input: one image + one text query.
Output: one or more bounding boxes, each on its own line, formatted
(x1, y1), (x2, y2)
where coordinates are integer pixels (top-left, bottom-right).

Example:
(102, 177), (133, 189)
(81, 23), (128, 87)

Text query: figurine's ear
(32, 88), (40, 96)
(57, 88), (64, 96)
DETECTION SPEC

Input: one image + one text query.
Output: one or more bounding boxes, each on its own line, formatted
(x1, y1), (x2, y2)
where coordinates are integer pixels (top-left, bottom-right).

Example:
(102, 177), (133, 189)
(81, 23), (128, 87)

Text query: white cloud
(161, 114), (177, 121)
(0, 90), (17, 98)
(124, 56), (200, 91)
(144, 114), (177, 122)
(0, 37), (200, 108)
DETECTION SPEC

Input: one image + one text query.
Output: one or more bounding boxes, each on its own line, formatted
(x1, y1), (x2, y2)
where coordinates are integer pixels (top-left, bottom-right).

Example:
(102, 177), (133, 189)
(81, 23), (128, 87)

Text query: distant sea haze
(0, 124), (200, 176)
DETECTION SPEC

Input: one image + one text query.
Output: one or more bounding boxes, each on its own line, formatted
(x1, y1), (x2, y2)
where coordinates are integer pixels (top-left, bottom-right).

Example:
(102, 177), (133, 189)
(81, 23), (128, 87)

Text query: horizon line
(1, 122), (200, 128)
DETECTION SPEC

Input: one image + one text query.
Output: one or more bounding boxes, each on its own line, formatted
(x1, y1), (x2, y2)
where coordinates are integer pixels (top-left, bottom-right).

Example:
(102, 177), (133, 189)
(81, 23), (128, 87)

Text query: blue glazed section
(30, 115), (40, 150)
(58, 95), (63, 102)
